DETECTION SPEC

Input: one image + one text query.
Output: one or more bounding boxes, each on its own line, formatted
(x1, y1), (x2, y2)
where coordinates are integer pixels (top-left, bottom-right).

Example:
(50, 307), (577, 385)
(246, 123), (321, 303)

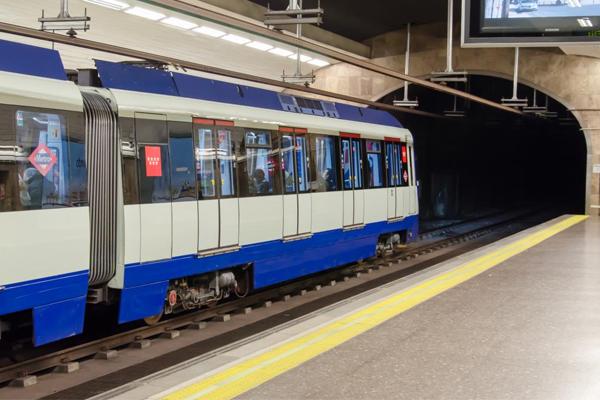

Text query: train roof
(0, 39), (403, 130)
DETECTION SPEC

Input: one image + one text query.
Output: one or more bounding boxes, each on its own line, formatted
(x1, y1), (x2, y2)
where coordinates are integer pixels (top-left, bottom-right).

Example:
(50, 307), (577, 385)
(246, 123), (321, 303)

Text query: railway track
(0, 209), (549, 391)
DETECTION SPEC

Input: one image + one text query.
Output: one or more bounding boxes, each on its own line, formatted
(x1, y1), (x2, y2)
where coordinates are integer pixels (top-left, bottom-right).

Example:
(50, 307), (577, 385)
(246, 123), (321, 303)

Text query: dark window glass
(341, 139), (352, 190)
(296, 135), (309, 192)
(310, 135), (339, 192)
(400, 144), (409, 187)
(136, 118), (171, 204)
(282, 135), (296, 194)
(216, 128), (236, 197)
(366, 140), (384, 188)
(0, 105), (17, 212)
(16, 110), (70, 209)
(169, 122), (196, 201)
(120, 117), (139, 205)
(194, 126), (217, 199)
(239, 130), (280, 197)
(67, 113), (87, 206)
(352, 139), (363, 189)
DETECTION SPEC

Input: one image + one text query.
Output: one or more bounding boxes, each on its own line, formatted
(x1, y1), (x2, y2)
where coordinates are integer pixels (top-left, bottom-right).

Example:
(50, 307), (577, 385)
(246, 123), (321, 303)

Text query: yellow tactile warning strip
(159, 215), (588, 400)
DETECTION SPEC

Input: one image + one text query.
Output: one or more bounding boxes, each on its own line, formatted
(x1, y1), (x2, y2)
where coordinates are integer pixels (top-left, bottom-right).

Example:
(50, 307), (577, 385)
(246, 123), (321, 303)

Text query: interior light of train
(192, 26), (226, 37)
(82, 0), (130, 10)
(307, 58), (330, 67)
(221, 34), (251, 45)
(288, 53), (312, 62)
(269, 47), (294, 57)
(246, 41), (274, 51)
(160, 17), (197, 30)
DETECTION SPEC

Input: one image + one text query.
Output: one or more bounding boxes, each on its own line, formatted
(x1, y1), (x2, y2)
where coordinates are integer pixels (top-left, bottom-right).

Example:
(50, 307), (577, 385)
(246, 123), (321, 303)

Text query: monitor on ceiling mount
(462, 0), (600, 46)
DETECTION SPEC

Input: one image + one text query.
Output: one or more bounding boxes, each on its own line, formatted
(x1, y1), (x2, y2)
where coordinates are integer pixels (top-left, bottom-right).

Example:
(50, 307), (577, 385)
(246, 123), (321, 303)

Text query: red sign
(403, 169), (409, 184)
(28, 144), (57, 177)
(401, 145), (408, 164)
(145, 146), (162, 177)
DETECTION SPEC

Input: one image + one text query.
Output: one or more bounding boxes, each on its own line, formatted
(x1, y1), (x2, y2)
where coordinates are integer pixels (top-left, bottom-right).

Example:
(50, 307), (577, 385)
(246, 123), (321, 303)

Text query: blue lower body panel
(33, 296), (86, 346)
(0, 270), (88, 346)
(118, 217), (419, 322)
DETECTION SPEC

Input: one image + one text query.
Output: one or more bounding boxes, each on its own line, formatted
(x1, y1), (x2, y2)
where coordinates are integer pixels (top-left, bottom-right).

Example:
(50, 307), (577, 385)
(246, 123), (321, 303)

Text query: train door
(194, 119), (239, 254)
(135, 113), (172, 263)
(385, 141), (399, 220)
(408, 144), (418, 215)
(341, 134), (364, 227)
(282, 129), (311, 238)
(398, 143), (410, 218)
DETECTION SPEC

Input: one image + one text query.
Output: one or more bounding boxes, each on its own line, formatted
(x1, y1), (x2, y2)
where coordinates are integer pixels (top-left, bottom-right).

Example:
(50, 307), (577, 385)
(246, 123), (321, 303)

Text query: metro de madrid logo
(28, 144), (57, 177)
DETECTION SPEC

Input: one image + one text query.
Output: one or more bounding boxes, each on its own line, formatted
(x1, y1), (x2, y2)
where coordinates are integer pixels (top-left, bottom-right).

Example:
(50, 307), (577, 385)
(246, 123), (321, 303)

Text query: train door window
(310, 135), (339, 192)
(366, 140), (384, 188)
(136, 118), (171, 204)
(15, 110), (70, 210)
(216, 128), (236, 197)
(341, 139), (352, 190)
(282, 134), (297, 194)
(296, 135), (309, 192)
(400, 144), (409, 187)
(385, 142), (396, 187)
(169, 122), (196, 202)
(239, 130), (280, 196)
(352, 139), (363, 189)
(194, 127), (217, 199)
(395, 144), (403, 186)
(120, 117), (140, 205)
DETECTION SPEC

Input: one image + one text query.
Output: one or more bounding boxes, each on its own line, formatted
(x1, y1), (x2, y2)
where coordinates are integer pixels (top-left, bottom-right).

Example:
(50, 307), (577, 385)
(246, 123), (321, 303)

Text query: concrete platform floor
(97, 215), (599, 400)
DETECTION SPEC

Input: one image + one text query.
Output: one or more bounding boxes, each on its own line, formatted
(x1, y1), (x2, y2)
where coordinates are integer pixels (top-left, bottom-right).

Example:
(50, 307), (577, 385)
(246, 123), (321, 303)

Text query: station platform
(93, 214), (597, 400)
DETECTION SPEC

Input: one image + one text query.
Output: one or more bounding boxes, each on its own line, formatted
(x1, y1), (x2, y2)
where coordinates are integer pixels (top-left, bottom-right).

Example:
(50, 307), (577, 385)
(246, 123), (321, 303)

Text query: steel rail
(0, 22), (442, 119)
(146, 0), (523, 115)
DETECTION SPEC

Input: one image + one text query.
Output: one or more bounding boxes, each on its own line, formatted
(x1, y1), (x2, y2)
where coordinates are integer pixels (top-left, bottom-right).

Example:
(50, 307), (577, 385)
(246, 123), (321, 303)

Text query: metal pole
(446, 0), (453, 73)
(403, 23), (411, 101)
(512, 47), (519, 100)
(59, 0), (69, 18)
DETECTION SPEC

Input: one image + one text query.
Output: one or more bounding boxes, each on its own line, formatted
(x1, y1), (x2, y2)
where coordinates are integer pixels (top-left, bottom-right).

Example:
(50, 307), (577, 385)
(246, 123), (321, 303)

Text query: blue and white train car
(0, 39), (418, 346)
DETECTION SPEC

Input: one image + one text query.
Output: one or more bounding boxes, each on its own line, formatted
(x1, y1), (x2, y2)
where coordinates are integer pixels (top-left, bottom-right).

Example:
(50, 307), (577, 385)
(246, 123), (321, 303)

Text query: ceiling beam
(145, 0), (523, 116)
(0, 21), (444, 119)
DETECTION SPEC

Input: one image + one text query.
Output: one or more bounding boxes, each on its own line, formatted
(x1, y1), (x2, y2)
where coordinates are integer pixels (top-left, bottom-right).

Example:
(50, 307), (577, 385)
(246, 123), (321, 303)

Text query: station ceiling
(248, 0), (461, 41)
(0, 0), (337, 89)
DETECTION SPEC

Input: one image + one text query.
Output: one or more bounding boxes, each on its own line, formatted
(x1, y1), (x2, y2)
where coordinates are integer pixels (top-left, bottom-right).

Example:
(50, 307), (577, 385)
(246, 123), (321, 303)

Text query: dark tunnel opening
(381, 74), (587, 225)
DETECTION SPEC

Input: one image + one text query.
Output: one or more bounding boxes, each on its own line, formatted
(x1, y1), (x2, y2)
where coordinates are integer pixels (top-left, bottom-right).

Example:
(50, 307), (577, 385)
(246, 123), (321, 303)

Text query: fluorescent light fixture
(308, 58), (330, 67)
(221, 34), (251, 44)
(578, 18), (593, 27)
(268, 47), (294, 57)
(82, 0), (130, 10)
(246, 41), (273, 51)
(193, 26), (226, 37)
(161, 17), (197, 30)
(288, 53), (312, 62)
(125, 6), (165, 21)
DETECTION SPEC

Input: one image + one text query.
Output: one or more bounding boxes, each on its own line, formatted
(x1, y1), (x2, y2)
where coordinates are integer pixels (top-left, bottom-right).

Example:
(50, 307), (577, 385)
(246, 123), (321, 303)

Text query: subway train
(0, 39), (418, 346)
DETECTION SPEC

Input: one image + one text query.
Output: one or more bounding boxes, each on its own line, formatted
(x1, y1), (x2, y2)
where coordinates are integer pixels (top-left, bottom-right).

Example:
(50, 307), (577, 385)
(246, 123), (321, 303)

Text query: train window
(341, 139), (352, 190)
(15, 110), (70, 210)
(194, 127), (217, 199)
(352, 139), (363, 189)
(296, 135), (309, 192)
(216, 129), (236, 197)
(365, 140), (384, 188)
(310, 135), (339, 192)
(238, 130), (281, 197)
(169, 122), (196, 202)
(120, 117), (140, 205)
(136, 118), (171, 204)
(400, 144), (409, 187)
(0, 105), (16, 212)
(67, 114), (87, 207)
(282, 135), (297, 194)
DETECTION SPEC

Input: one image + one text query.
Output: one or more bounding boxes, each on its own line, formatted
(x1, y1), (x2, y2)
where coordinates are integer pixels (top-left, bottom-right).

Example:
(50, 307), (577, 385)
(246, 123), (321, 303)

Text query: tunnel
(380, 74), (587, 224)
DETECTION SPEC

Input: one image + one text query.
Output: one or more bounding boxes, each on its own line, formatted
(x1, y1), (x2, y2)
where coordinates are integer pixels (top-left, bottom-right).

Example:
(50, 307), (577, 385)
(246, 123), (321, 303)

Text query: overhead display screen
(463, 0), (600, 46)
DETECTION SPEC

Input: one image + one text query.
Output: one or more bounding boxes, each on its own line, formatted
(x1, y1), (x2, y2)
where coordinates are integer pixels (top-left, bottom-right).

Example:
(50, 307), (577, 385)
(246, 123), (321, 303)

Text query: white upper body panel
(108, 89), (413, 143)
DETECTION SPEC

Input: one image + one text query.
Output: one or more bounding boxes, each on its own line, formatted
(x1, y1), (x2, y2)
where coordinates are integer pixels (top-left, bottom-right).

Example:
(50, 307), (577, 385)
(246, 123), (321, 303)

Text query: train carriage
(0, 39), (418, 346)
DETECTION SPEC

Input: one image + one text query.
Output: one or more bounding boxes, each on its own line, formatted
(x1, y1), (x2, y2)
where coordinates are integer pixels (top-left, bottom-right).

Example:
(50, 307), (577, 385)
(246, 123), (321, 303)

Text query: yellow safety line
(161, 215), (588, 400)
